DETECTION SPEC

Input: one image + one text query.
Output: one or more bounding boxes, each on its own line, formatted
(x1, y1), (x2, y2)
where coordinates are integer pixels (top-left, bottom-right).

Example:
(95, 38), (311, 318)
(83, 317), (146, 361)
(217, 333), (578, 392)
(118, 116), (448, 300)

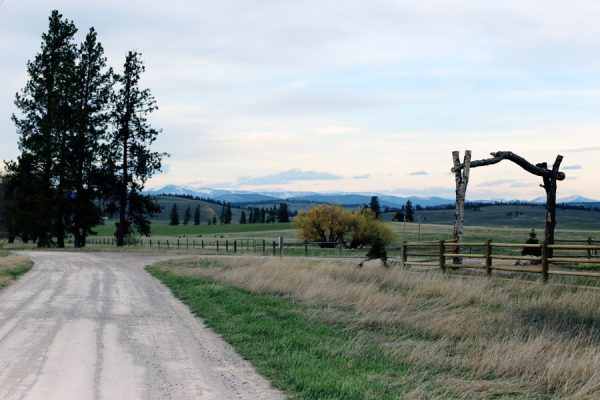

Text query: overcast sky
(1, 0), (600, 200)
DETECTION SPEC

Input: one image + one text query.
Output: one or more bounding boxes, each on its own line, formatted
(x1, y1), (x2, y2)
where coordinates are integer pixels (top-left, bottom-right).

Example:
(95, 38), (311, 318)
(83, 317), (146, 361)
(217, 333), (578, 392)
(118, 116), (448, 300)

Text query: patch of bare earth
(0, 252), (284, 400)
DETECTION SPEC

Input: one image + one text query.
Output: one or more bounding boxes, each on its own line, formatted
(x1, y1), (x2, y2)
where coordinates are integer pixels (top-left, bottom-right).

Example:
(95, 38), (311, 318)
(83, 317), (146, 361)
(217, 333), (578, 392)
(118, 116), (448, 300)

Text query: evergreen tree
(405, 200), (414, 222)
(366, 234), (388, 267)
(7, 10), (78, 247)
(193, 204), (200, 225)
(219, 204), (225, 224)
(108, 51), (166, 246)
(259, 208), (266, 223)
(183, 204), (191, 225)
(248, 208), (254, 223)
(169, 204), (179, 225)
(369, 196), (381, 219)
(268, 207), (276, 223)
(522, 229), (542, 260)
(278, 203), (290, 222)
(212, 214), (217, 225)
(239, 211), (247, 224)
(69, 27), (113, 247)
(222, 203), (232, 224)
(392, 211), (405, 222)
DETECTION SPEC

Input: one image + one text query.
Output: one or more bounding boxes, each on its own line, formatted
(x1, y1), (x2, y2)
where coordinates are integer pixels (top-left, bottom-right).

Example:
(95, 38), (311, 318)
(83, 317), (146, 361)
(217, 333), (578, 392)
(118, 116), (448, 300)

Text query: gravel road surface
(0, 252), (284, 400)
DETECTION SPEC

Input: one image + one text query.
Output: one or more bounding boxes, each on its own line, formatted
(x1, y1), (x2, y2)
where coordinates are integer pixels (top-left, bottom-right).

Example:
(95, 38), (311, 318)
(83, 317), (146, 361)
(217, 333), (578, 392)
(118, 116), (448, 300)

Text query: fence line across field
(402, 240), (600, 283)
(4, 235), (600, 283)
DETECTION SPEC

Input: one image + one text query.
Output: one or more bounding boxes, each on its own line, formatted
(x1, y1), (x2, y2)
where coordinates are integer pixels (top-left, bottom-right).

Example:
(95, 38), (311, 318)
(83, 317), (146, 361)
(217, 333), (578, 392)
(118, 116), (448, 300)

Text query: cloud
(352, 173), (370, 179)
(408, 171), (428, 176)
(510, 181), (538, 188)
(238, 169), (342, 186)
(563, 164), (582, 170)
(478, 179), (516, 187)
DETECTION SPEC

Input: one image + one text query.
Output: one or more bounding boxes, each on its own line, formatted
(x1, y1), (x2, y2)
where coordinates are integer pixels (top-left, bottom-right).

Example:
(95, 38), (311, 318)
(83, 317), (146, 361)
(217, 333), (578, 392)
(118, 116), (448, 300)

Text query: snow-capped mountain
(531, 195), (599, 204)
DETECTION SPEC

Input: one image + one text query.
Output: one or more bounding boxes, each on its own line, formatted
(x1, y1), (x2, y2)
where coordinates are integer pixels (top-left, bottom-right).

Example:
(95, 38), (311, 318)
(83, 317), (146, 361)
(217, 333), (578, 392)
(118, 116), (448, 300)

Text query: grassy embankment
(0, 253), (33, 289)
(149, 256), (600, 399)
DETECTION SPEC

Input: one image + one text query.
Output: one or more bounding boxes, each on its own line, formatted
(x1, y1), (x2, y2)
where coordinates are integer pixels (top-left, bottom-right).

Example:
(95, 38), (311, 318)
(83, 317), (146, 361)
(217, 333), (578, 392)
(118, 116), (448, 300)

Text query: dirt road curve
(0, 252), (284, 400)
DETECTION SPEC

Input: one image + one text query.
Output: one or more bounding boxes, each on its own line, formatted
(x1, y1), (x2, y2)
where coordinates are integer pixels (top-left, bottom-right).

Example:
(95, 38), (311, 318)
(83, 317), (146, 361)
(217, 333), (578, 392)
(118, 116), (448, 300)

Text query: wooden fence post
(542, 241), (549, 283)
(485, 240), (492, 276)
(262, 239), (266, 255)
(439, 240), (446, 272)
(177, 239), (180, 249)
(304, 240), (308, 257)
(234, 240), (237, 253)
(225, 240), (229, 253)
(402, 241), (408, 268)
(272, 241), (276, 256)
(216, 240), (219, 252)
(588, 237), (593, 259)
(279, 236), (283, 257)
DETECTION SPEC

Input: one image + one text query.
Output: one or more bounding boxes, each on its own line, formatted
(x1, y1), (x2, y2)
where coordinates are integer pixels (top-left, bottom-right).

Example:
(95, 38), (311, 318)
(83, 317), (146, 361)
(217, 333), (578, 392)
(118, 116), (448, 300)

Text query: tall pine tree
(193, 204), (201, 225)
(278, 203), (290, 222)
(183, 204), (191, 225)
(369, 196), (381, 219)
(7, 10), (78, 247)
(108, 51), (166, 246)
(69, 27), (113, 247)
(169, 204), (179, 225)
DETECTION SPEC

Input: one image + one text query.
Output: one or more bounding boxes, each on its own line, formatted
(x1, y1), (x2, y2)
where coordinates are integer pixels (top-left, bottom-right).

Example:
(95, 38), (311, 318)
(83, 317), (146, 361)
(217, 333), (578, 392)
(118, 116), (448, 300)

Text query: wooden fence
(402, 240), (600, 282)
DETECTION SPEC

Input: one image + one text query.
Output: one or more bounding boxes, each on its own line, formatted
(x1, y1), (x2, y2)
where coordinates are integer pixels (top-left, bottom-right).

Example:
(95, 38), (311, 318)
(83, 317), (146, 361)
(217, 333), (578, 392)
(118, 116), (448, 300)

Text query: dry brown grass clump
(0, 254), (32, 288)
(0, 254), (31, 271)
(158, 256), (600, 398)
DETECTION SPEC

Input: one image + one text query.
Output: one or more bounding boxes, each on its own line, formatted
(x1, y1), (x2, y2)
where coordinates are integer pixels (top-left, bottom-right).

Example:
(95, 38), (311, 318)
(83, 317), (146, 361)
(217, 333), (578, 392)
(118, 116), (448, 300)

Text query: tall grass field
(149, 256), (600, 399)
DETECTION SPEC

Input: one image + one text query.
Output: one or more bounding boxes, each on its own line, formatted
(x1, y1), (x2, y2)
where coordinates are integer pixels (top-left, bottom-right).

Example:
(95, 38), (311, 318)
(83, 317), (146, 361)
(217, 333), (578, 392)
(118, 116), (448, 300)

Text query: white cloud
(237, 169), (342, 186)
(352, 173), (370, 180)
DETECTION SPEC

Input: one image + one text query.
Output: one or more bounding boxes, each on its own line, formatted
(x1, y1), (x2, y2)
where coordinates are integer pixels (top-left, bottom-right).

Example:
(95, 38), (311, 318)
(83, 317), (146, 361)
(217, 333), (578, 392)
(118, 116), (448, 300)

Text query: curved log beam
(451, 151), (565, 180)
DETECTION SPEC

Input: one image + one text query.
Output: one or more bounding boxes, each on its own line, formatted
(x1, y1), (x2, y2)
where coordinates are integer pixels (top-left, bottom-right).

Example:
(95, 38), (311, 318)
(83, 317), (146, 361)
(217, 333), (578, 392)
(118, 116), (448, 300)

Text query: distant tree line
(165, 198), (294, 225)
(4, 11), (166, 247)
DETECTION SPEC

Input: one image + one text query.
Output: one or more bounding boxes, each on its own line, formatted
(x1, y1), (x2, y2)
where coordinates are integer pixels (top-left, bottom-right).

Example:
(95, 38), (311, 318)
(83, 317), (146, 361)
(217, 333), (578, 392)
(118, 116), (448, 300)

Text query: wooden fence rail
(402, 240), (600, 283)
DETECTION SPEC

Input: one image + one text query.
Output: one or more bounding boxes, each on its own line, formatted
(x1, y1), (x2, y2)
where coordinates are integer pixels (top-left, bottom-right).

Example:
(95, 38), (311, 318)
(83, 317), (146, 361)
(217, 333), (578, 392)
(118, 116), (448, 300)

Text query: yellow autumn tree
(295, 205), (394, 248)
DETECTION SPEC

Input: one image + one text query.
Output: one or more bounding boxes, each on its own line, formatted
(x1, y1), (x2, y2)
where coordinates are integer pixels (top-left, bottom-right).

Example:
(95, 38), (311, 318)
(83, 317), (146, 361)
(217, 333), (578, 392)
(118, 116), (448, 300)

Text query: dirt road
(0, 252), (284, 400)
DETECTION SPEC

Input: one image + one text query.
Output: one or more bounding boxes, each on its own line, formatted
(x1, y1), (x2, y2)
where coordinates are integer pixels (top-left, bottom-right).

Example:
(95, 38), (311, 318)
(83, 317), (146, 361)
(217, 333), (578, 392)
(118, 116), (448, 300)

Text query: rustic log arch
(451, 151), (565, 261)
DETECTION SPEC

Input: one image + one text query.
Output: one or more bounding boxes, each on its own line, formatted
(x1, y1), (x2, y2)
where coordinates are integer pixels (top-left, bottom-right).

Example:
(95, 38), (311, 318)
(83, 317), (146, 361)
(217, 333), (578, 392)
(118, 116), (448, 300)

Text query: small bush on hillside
(365, 234), (388, 267)
(522, 229), (542, 262)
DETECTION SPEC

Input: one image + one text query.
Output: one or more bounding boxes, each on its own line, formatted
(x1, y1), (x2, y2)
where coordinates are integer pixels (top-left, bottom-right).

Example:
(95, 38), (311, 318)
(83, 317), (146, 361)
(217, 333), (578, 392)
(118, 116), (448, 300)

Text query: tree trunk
(452, 150), (471, 264)
(452, 151), (564, 256)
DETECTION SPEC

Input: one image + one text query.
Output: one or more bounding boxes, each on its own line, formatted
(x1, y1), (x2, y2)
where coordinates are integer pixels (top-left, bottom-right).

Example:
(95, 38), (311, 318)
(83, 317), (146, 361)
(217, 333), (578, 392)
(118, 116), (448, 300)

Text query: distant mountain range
(144, 185), (452, 207)
(145, 184), (599, 208)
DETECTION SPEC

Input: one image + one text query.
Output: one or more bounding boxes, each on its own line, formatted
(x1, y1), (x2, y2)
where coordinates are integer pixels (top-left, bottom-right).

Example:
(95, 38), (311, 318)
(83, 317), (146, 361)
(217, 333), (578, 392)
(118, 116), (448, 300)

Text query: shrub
(522, 229), (542, 259)
(295, 205), (394, 248)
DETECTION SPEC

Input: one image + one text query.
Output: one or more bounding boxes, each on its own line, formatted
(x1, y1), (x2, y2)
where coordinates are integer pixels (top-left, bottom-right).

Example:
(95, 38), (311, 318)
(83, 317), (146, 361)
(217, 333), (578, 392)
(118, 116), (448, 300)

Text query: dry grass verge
(157, 256), (600, 398)
(0, 253), (33, 289)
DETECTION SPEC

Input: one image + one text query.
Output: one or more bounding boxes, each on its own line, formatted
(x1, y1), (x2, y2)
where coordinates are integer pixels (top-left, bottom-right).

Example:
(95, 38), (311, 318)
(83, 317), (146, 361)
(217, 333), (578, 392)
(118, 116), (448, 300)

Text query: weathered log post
(452, 150), (471, 264)
(451, 151), (565, 259)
